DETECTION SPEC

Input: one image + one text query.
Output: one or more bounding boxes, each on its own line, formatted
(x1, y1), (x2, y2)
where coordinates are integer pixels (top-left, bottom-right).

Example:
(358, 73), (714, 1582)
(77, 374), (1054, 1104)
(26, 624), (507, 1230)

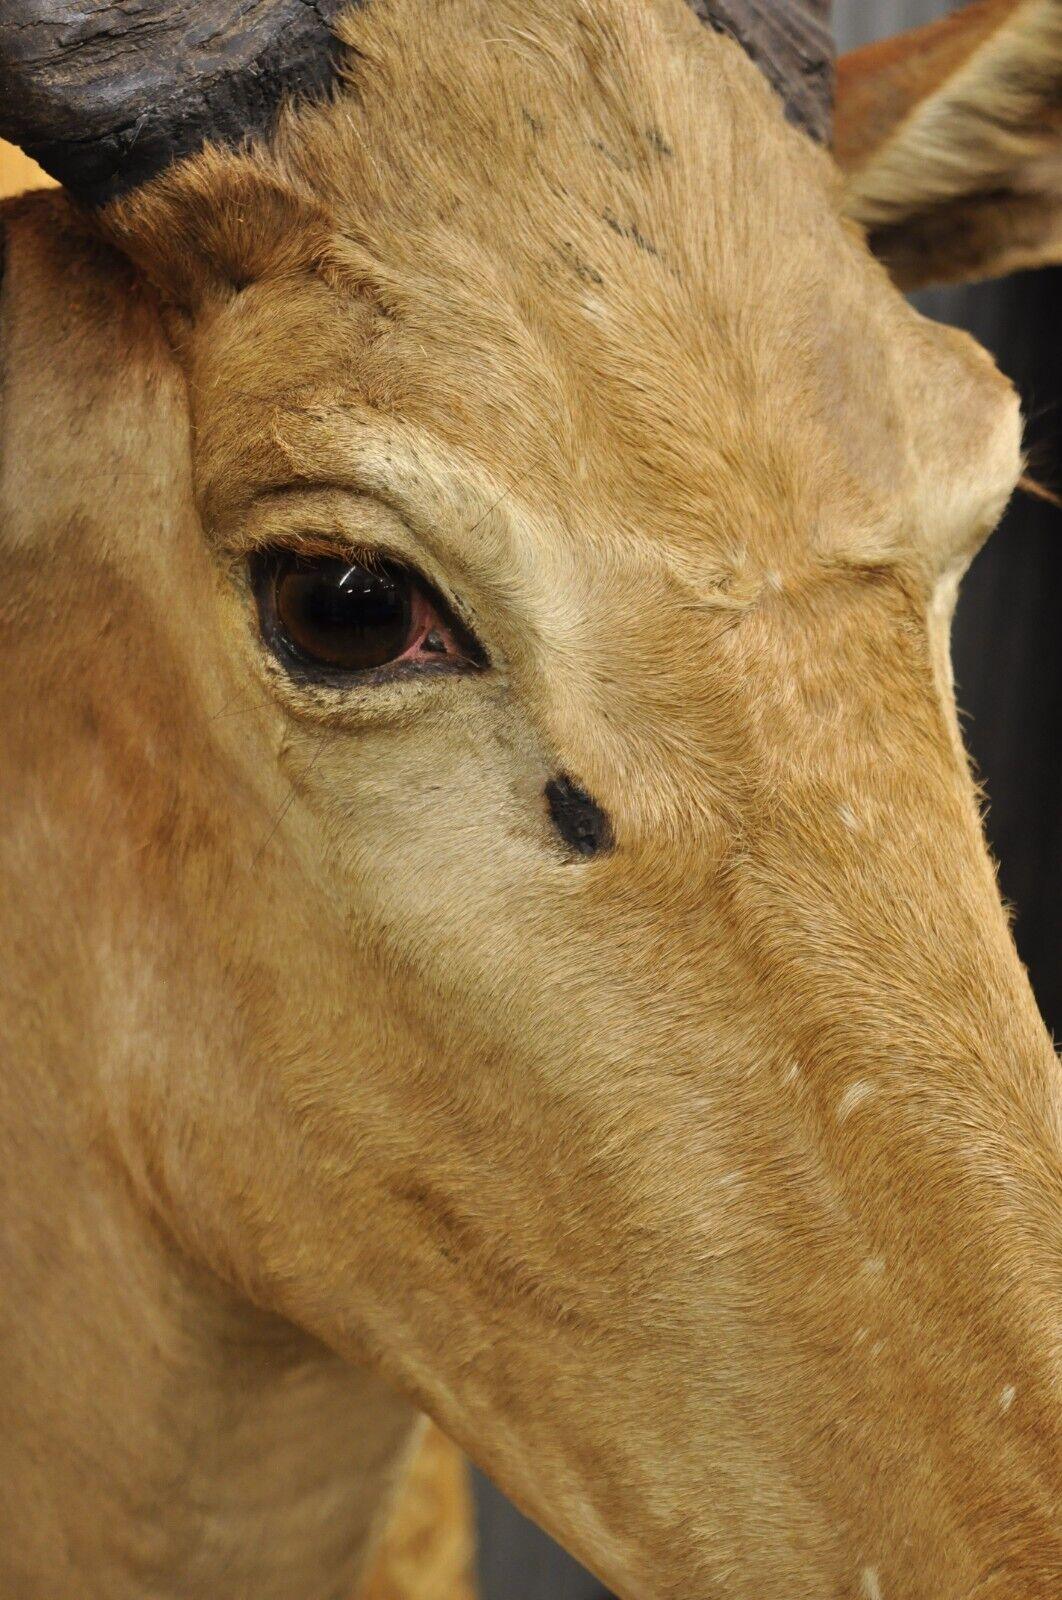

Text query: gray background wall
(474, 4), (1061, 1592)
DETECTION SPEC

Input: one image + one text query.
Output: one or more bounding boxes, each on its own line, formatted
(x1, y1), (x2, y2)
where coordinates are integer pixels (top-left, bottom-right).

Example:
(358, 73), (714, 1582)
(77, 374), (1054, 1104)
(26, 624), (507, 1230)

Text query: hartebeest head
(1, 3), (1060, 1598)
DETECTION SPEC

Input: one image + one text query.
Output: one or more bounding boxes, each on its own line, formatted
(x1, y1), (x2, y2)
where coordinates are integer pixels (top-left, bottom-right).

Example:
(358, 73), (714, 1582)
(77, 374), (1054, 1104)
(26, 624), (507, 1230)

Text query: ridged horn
(0, 1), (349, 206)
(0, 2), (834, 209)
(689, 1), (834, 142)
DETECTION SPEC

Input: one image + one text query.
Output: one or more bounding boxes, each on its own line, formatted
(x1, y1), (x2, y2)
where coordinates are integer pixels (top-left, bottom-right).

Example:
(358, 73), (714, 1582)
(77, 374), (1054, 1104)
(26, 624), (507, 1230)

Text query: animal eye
(252, 548), (480, 677)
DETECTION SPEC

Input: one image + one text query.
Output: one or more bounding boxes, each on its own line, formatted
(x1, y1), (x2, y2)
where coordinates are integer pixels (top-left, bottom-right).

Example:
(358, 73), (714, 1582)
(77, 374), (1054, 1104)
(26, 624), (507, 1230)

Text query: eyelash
(249, 544), (487, 684)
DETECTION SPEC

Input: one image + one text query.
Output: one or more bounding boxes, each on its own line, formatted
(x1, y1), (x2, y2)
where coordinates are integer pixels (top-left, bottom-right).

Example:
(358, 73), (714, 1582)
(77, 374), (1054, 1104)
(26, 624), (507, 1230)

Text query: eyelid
(230, 486), (489, 647)
(231, 486), (424, 565)
(248, 548), (490, 710)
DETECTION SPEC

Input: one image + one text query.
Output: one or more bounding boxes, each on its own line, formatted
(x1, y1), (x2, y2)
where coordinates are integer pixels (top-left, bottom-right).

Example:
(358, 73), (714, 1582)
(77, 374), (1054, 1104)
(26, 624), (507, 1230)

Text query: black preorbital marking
(545, 775), (614, 858)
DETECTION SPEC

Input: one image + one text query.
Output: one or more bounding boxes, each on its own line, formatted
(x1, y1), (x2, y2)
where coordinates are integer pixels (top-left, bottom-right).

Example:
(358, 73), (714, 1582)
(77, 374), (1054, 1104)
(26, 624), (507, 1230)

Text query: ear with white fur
(834, 0), (1062, 289)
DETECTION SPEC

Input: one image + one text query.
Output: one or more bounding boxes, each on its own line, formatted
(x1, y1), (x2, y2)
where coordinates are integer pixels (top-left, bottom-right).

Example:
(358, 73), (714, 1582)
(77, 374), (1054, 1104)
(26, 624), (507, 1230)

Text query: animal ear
(834, 0), (1062, 289)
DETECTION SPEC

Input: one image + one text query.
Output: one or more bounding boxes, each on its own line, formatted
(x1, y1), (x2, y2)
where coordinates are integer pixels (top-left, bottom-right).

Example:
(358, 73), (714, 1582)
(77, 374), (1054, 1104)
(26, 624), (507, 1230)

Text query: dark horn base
(688, 0), (834, 143)
(0, 0), (351, 206)
(0, 1), (833, 202)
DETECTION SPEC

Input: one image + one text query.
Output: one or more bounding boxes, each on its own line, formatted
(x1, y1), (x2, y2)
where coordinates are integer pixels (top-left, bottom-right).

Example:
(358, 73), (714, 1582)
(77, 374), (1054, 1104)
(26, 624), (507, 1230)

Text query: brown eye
(252, 547), (481, 678)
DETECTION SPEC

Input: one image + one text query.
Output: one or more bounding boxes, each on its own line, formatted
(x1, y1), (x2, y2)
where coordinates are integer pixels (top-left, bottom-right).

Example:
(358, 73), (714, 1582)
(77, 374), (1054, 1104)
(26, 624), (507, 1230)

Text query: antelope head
(1, 3), (1060, 1598)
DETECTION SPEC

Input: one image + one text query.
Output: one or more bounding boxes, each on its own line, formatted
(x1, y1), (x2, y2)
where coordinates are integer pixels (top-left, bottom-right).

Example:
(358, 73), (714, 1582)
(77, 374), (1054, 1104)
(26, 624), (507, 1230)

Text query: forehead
(135, 0), (1016, 577)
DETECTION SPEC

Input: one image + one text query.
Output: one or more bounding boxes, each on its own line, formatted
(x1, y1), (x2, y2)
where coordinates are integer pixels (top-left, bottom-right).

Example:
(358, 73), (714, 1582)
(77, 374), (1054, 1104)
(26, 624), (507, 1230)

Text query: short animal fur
(1, 2), (1060, 1597)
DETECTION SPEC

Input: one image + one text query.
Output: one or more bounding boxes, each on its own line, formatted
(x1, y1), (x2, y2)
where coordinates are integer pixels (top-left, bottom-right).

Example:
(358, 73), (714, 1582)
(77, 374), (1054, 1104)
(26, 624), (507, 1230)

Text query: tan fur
(0, 143), (53, 197)
(836, 0), (1062, 287)
(1, 3), (1061, 1599)
(361, 1424), (478, 1600)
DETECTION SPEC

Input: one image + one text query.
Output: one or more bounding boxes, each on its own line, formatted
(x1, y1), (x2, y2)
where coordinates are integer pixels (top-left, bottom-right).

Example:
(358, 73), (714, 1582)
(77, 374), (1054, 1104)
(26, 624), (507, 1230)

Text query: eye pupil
(270, 553), (415, 672)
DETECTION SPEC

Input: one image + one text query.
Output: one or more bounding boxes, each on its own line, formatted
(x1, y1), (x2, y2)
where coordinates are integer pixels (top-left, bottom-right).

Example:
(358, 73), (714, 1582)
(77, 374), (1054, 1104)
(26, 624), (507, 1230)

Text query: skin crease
(1, 1), (1061, 1597)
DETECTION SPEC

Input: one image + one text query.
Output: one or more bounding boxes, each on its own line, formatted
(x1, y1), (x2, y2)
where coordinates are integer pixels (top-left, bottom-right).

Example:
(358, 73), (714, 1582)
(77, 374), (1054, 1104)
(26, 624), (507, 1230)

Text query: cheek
(299, 699), (561, 916)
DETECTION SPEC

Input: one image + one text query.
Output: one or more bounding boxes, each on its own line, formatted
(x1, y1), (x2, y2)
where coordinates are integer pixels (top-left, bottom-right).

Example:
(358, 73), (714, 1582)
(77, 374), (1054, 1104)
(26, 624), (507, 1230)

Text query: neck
(0, 1122), (416, 1600)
